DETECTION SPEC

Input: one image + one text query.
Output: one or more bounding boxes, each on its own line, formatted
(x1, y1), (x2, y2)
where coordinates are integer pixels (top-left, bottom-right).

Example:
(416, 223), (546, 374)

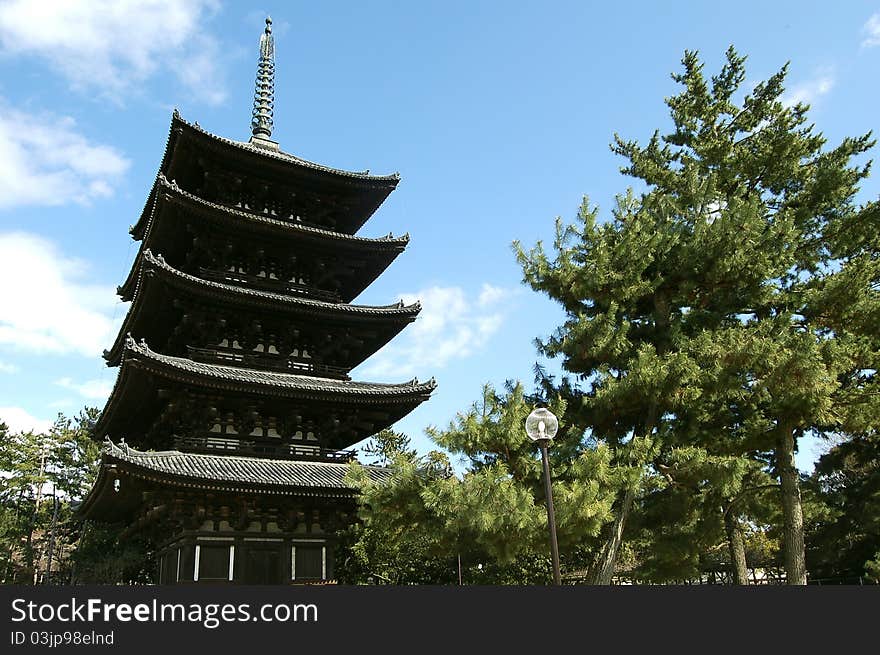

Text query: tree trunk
(724, 510), (750, 585)
(31, 449), (47, 585)
(590, 486), (634, 585)
(777, 425), (807, 585)
(45, 489), (59, 584)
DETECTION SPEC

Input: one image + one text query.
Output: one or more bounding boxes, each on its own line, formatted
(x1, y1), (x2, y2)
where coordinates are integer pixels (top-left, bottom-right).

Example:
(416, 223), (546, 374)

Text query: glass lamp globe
(525, 407), (559, 442)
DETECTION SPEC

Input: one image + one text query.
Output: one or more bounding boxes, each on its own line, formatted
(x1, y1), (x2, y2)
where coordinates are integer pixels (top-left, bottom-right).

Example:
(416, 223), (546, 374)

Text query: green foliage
(0, 409), (102, 583)
(344, 382), (618, 583)
(632, 447), (779, 582)
(514, 46), (878, 583)
(341, 46), (880, 585)
(70, 522), (155, 584)
(806, 433), (880, 582)
(866, 554), (880, 584)
(0, 409), (159, 584)
(360, 429), (417, 466)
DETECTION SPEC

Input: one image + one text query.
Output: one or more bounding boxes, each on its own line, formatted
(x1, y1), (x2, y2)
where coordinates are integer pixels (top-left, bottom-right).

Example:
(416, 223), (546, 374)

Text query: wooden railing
(198, 267), (341, 303)
(186, 346), (350, 379)
(173, 434), (356, 462)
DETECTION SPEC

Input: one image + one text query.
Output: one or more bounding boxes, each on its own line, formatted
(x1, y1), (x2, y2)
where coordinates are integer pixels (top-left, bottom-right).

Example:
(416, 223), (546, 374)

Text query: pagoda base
(157, 526), (338, 585)
(144, 488), (351, 585)
(77, 442), (388, 584)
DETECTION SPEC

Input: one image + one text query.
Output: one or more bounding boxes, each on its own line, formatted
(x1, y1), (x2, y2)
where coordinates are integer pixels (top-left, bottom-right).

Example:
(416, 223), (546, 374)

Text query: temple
(78, 18), (435, 584)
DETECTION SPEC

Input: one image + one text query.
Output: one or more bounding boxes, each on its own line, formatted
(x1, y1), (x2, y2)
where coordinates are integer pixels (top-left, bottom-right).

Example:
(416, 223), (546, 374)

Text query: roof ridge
(108, 440), (359, 468)
(106, 439), (389, 472)
(92, 438), (393, 496)
(139, 248), (420, 313)
(173, 112), (401, 183)
(152, 174), (410, 246)
(124, 339), (439, 394)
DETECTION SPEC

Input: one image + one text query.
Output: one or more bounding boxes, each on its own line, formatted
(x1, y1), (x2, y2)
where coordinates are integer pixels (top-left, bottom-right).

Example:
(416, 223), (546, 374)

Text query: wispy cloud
(357, 283), (517, 380)
(0, 101), (130, 209)
(862, 13), (880, 48)
(0, 232), (120, 357)
(782, 70), (835, 108)
(0, 359), (18, 374)
(0, 406), (53, 434)
(55, 377), (113, 401)
(0, 0), (227, 105)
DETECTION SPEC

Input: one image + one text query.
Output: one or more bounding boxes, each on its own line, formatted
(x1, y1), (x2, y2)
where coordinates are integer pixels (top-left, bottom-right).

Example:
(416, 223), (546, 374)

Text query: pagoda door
(243, 545), (282, 584)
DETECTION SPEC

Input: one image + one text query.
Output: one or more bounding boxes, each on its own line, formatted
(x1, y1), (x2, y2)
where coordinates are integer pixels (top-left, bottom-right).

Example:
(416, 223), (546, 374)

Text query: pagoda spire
(250, 16), (275, 142)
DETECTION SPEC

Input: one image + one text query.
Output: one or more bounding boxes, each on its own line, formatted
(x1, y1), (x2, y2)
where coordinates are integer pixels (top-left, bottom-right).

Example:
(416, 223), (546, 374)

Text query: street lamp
(526, 407), (562, 585)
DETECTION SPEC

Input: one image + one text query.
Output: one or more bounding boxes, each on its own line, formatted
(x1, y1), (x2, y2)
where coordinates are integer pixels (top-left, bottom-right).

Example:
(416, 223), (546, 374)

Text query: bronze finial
(251, 17), (275, 140)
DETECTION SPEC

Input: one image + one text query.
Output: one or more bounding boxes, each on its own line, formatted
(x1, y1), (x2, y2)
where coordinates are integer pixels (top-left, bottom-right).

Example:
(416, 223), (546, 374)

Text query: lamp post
(526, 407), (562, 585)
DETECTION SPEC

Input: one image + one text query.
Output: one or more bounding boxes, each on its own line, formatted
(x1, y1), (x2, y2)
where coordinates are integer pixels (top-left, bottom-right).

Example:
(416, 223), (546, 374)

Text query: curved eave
(122, 179), (409, 304)
(134, 110), (401, 246)
(117, 260), (137, 302)
(79, 443), (390, 522)
(164, 111), (400, 186)
(106, 251), (420, 365)
(113, 441), (388, 489)
(130, 174), (410, 250)
(130, 185), (158, 240)
(95, 339), (436, 439)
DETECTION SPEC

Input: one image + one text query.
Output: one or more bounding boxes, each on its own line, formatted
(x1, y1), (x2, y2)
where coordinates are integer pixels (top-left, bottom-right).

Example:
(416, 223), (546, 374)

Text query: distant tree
(805, 433), (880, 583)
(0, 409), (101, 583)
(360, 428), (417, 467)
(514, 47), (878, 584)
(0, 408), (160, 584)
(70, 521), (155, 585)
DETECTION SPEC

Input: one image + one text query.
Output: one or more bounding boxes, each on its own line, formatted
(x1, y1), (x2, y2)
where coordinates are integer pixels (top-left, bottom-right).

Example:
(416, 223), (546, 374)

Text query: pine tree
(806, 433), (880, 583)
(514, 47), (878, 584)
(346, 382), (622, 583)
(633, 447), (779, 584)
(0, 409), (102, 583)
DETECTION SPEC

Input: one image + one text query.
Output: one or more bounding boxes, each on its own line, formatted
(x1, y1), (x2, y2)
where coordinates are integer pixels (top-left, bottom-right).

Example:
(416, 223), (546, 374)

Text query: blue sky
(0, 1), (878, 473)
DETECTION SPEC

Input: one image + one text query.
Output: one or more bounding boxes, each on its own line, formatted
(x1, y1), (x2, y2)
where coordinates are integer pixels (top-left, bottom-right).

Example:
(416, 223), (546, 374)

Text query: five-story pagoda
(79, 18), (435, 584)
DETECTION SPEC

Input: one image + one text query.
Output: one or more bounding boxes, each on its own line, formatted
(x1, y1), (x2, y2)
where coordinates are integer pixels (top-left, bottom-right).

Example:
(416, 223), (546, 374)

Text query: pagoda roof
(130, 174), (410, 249)
(94, 338), (436, 446)
(165, 110), (400, 185)
(117, 337), (435, 398)
(78, 440), (391, 522)
(144, 112), (400, 235)
(118, 248), (418, 316)
(122, 175), (409, 303)
(107, 250), (419, 366)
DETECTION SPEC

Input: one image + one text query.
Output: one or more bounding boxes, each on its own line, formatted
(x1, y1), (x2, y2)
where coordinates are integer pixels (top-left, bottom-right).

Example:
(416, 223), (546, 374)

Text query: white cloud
(0, 0), (226, 105)
(0, 406), (53, 434)
(0, 359), (18, 374)
(782, 72), (834, 108)
(357, 284), (517, 379)
(54, 377), (113, 401)
(862, 13), (880, 48)
(0, 232), (120, 356)
(477, 283), (509, 307)
(175, 35), (229, 107)
(0, 103), (130, 209)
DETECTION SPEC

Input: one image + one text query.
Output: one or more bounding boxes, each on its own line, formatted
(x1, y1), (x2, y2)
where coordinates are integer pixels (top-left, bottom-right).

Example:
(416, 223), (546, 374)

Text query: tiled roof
(171, 111), (400, 184)
(142, 249), (418, 315)
(131, 174), (410, 248)
(104, 249), (421, 366)
(103, 440), (390, 490)
(123, 337), (437, 399)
